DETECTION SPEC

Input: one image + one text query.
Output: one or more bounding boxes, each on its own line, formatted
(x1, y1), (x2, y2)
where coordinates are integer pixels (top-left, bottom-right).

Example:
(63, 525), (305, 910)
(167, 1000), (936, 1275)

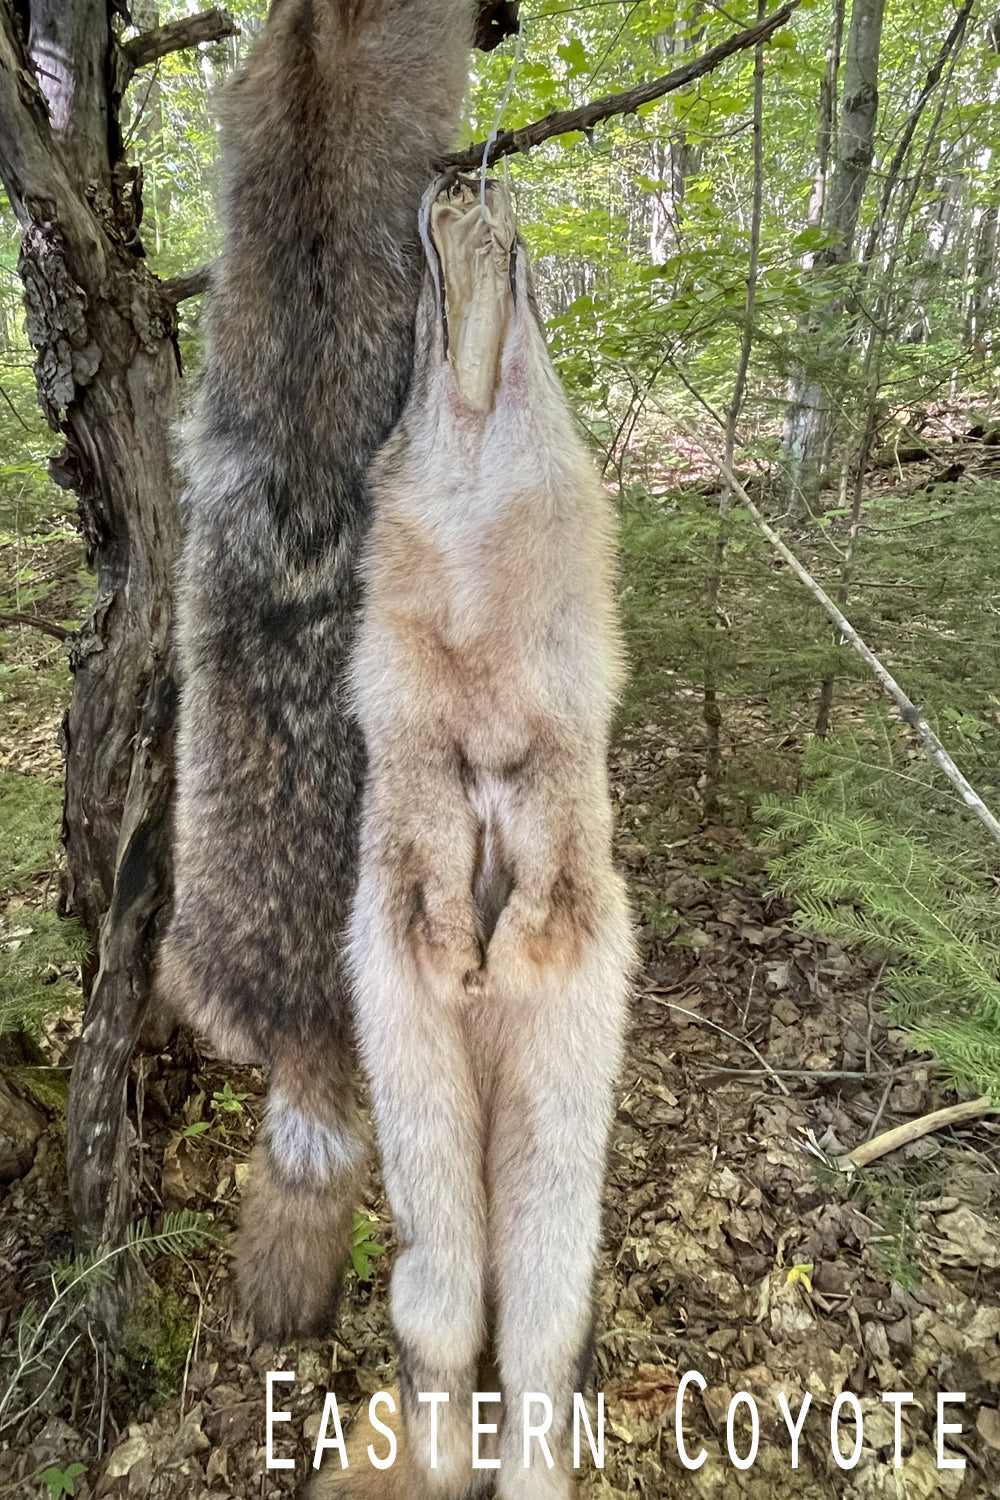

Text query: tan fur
(312, 182), (636, 1500)
(235, 1150), (352, 1336)
(306, 1390), (499, 1500)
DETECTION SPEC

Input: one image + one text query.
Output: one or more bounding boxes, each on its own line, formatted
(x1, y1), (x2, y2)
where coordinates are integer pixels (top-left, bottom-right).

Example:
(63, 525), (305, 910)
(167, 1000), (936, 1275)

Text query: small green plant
(350, 1210), (385, 1282)
(39, 1462), (86, 1500)
(182, 1081), (250, 1140)
(848, 1172), (923, 1288)
(211, 1080), (249, 1116)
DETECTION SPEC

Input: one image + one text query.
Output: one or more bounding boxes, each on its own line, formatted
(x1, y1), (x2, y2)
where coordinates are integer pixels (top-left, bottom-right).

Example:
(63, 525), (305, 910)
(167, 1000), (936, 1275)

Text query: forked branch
(446, 0), (801, 169)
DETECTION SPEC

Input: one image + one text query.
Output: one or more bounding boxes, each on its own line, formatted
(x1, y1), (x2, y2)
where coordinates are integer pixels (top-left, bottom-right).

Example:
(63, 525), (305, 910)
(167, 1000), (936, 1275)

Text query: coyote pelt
(309, 181), (635, 1499)
(156, 0), (473, 1342)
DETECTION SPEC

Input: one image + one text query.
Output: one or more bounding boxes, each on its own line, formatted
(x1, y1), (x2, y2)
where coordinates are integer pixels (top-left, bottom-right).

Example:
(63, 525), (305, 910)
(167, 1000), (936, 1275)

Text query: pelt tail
(234, 1052), (366, 1342)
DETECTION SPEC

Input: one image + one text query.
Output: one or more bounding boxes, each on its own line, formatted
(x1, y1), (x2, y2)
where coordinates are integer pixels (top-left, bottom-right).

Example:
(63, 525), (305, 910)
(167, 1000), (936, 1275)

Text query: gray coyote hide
(306, 178), (635, 1500)
(157, 0), (475, 1342)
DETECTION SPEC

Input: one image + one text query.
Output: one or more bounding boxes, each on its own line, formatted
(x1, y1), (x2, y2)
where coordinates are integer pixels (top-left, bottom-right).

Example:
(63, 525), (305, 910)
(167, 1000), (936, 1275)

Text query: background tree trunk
(782, 0), (886, 511)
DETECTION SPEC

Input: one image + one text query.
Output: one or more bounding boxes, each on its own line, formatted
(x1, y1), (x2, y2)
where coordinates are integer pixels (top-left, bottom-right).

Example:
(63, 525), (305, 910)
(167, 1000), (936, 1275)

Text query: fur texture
(308, 181), (635, 1499)
(156, 0), (473, 1342)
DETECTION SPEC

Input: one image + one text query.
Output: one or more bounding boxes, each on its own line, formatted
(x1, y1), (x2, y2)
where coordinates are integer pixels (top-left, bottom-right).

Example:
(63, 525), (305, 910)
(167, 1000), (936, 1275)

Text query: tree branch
(161, 262), (213, 304)
(0, 611), (73, 642)
(445, 0), (801, 169)
(684, 428), (1000, 850)
(120, 7), (238, 82)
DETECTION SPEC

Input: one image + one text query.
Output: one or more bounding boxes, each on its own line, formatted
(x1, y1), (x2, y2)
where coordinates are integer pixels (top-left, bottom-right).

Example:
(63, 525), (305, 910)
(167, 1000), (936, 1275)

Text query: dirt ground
(3, 817), (1000, 1497)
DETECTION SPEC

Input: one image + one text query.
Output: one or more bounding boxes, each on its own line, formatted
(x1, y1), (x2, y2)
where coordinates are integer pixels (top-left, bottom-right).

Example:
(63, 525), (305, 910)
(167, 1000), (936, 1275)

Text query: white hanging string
(480, 20), (526, 211)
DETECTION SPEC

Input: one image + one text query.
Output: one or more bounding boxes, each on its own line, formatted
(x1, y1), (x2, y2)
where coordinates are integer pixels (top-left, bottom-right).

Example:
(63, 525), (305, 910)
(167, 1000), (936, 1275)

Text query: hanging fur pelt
(308, 177), (635, 1500)
(156, 0), (475, 1342)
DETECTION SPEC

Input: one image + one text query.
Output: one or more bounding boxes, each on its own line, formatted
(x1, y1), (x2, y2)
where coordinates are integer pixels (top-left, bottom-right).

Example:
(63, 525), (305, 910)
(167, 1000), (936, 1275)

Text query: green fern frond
(758, 713), (1000, 1097)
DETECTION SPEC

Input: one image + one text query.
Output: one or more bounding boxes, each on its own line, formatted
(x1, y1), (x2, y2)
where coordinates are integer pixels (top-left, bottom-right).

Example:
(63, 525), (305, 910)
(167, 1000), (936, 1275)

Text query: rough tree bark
(0, 2), (239, 1311)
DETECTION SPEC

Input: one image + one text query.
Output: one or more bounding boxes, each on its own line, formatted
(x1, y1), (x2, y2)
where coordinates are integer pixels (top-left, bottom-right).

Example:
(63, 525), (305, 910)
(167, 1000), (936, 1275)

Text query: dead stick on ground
(677, 428), (1000, 849)
(838, 1096), (998, 1170)
(649, 994), (792, 1096)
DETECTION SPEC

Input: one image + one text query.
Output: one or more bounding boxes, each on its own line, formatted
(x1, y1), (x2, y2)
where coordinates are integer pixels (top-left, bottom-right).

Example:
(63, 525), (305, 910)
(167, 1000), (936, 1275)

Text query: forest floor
(2, 441), (1000, 1499)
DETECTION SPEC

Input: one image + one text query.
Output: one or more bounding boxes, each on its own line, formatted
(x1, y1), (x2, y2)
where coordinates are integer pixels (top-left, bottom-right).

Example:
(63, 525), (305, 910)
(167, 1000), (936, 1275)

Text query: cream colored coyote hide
(311, 180), (635, 1500)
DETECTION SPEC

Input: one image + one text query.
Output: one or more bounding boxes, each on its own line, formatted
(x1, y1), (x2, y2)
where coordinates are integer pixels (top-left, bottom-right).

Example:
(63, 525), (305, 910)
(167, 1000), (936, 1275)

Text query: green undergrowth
(0, 770), (87, 1035)
(758, 711), (1000, 1099)
(618, 458), (1000, 1099)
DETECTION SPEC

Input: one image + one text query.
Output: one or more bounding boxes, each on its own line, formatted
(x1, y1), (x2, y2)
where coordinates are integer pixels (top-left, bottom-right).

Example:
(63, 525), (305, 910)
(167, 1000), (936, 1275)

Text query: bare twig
(649, 994), (792, 1096)
(703, 0), (766, 814)
(864, 1073), (895, 1141)
(446, 0), (801, 168)
(839, 1095), (998, 1170)
(120, 8), (238, 83)
(692, 1064), (927, 1081)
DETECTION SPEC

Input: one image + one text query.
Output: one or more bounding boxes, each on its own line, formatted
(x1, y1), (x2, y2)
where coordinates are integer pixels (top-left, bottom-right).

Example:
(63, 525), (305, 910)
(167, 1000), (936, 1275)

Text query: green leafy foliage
(0, 773), (89, 1034)
(40, 1463), (87, 1500)
(350, 1209), (385, 1282)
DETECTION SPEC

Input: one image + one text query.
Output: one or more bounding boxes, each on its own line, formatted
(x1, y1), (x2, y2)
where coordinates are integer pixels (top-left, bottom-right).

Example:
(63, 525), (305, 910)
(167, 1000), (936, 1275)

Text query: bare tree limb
(0, 611), (73, 642)
(681, 428), (1000, 850)
(161, 262), (213, 304)
(120, 7), (238, 82)
(840, 1096), (998, 1170)
(445, 0), (801, 169)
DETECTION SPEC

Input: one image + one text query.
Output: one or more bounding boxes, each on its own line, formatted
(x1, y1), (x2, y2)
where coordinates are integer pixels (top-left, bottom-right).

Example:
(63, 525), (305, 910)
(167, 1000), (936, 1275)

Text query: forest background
(3, 0), (1000, 1494)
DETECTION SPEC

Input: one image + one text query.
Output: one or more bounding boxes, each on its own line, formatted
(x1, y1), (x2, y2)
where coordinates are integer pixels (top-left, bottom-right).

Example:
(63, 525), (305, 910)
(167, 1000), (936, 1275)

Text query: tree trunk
(969, 197), (999, 362)
(804, 0), (845, 251)
(0, 1), (240, 1295)
(782, 0), (886, 511)
(647, 14), (704, 262)
(900, 171), (963, 343)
